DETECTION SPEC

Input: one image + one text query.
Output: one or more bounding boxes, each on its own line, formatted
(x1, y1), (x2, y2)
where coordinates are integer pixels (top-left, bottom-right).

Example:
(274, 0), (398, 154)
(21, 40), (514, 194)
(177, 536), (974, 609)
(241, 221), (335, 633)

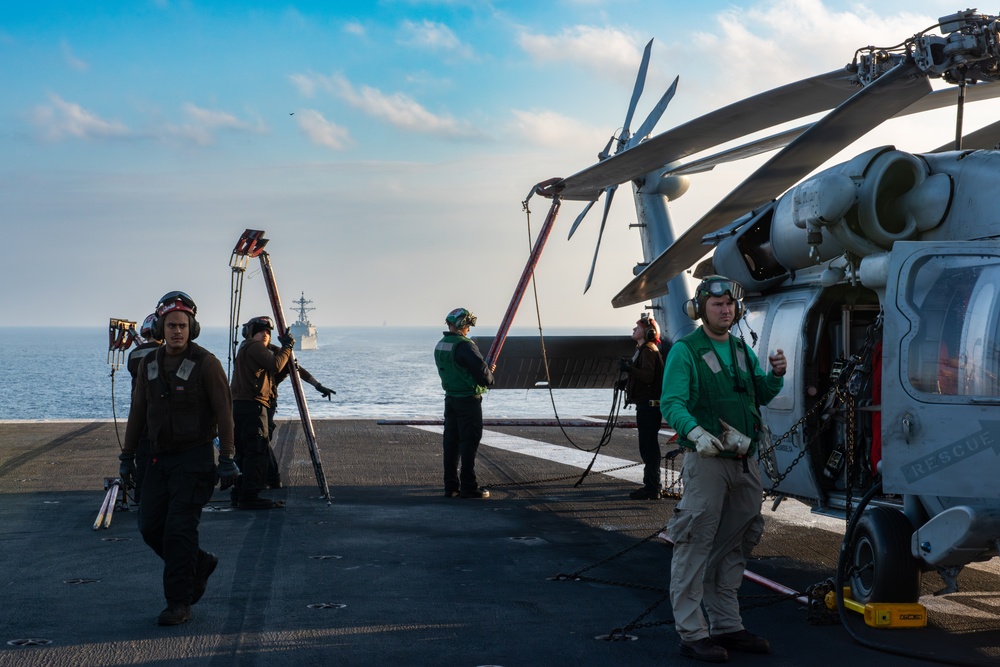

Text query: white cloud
(518, 26), (644, 80)
(289, 73), (317, 98)
(296, 109), (351, 150)
(163, 103), (266, 145)
(400, 19), (474, 58)
(292, 72), (486, 140)
(688, 0), (936, 104)
(510, 109), (604, 148)
(344, 21), (365, 37)
(61, 41), (88, 71)
(31, 94), (130, 141)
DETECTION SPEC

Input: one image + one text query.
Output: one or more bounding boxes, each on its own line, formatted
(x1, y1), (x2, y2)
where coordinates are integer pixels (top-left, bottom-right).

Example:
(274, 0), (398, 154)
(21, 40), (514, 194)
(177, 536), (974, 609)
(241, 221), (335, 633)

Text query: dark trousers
(636, 403), (663, 490)
(134, 434), (151, 503)
(443, 395), (483, 492)
(137, 443), (217, 606)
(234, 400), (270, 497)
(266, 405), (280, 486)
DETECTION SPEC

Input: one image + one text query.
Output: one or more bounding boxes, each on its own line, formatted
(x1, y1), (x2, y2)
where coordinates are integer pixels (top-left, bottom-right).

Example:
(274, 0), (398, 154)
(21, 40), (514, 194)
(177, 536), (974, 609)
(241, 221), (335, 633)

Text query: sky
(3, 0), (996, 330)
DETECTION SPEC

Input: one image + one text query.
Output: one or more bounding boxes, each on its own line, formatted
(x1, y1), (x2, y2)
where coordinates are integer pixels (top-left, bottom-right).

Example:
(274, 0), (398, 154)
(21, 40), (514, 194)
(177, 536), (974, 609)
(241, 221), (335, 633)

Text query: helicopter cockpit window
(903, 255), (1000, 399)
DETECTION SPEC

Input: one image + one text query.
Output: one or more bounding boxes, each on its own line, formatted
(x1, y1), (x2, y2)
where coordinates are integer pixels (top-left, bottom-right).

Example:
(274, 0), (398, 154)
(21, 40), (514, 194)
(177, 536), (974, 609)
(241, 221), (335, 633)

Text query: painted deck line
(412, 424), (680, 489)
(411, 424), (846, 534)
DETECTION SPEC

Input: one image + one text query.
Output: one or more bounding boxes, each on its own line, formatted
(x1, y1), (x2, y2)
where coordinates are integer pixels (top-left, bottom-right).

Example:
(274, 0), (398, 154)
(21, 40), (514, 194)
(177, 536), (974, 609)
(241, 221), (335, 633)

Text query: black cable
(521, 196), (623, 457)
(110, 366), (124, 452)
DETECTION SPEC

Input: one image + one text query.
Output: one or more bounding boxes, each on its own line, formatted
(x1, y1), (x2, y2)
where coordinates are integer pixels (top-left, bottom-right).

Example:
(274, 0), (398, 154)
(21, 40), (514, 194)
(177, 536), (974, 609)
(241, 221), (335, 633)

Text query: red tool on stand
(230, 230), (332, 504)
(485, 181), (562, 368)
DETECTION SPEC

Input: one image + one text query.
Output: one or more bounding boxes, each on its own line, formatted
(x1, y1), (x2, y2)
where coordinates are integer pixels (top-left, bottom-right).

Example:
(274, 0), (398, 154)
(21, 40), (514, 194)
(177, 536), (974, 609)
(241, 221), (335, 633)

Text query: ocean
(0, 326), (624, 422)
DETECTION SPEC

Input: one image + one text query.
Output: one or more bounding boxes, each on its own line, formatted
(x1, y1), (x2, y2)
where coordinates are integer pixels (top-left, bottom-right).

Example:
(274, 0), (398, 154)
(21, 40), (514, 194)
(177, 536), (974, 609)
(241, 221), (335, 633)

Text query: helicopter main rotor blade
(554, 67), (861, 200)
(611, 61), (931, 308)
(662, 123), (811, 177)
(626, 75), (679, 151)
(659, 80), (1000, 177)
(931, 118), (1000, 152)
(567, 199), (597, 240)
(584, 186), (617, 293)
(621, 39), (654, 142)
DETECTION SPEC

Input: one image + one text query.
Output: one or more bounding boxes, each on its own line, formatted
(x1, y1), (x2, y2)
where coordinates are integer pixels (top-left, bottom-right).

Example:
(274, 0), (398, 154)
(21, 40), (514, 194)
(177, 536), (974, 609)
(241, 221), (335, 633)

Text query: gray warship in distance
(288, 292), (317, 351)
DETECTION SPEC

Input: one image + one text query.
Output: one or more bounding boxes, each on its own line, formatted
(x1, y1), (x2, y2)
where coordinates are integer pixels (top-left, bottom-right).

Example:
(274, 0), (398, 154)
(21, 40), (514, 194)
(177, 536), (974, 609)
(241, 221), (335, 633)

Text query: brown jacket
(230, 339), (293, 406)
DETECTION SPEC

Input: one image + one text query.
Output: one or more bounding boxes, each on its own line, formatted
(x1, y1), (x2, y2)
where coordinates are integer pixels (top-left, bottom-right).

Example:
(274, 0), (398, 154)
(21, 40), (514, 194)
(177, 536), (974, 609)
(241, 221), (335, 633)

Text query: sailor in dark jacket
(620, 313), (665, 500)
(121, 291), (238, 626)
(434, 307), (494, 499)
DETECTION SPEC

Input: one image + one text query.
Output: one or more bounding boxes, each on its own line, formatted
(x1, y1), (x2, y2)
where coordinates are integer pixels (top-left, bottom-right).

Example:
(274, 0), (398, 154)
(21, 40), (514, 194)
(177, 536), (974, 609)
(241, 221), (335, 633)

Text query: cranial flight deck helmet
(140, 313), (159, 340)
(637, 312), (661, 343)
(242, 315), (275, 340)
(685, 275), (745, 323)
(445, 307), (477, 330)
(153, 291), (200, 340)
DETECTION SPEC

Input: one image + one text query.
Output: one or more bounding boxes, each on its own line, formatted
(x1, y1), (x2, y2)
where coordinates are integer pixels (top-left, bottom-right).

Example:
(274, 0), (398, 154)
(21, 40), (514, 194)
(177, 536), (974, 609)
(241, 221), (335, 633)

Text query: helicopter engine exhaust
(713, 148), (953, 292)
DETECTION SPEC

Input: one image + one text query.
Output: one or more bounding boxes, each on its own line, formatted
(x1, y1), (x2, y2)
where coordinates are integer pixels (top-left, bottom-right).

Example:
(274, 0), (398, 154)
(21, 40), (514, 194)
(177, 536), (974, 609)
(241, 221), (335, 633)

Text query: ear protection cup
(685, 298), (699, 320)
(644, 325), (657, 342)
(241, 316), (274, 340)
(190, 316), (201, 340)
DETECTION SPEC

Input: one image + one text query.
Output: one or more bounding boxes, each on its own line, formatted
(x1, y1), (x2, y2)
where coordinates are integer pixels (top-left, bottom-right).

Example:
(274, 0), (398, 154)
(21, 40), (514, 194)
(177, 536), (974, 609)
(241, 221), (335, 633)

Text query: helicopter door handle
(901, 412), (916, 444)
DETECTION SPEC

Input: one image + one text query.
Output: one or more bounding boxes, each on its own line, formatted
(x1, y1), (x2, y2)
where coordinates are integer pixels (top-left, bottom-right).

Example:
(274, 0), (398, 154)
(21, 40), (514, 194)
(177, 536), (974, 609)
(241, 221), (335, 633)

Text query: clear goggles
(250, 316), (274, 331)
(448, 308), (476, 327)
(698, 279), (744, 301)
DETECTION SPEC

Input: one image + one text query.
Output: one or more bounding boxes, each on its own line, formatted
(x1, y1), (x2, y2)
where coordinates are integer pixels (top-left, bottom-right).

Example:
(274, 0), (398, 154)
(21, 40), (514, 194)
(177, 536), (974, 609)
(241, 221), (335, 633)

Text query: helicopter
(483, 8), (1000, 607)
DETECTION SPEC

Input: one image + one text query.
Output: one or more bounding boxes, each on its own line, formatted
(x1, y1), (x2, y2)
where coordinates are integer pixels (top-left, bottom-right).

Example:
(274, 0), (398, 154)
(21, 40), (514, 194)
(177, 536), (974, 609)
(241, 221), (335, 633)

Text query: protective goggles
(248, 316), (274, 331)
(140, 313), (158, 337)
(697, 279), (744, 301)
(156, 291), (197, 316)
(447, 308), (477, 328)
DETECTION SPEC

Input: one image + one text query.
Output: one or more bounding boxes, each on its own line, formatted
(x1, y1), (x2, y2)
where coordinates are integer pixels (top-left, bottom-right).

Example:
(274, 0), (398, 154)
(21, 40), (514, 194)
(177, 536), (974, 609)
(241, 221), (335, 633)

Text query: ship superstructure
(289, 292), (318, 350)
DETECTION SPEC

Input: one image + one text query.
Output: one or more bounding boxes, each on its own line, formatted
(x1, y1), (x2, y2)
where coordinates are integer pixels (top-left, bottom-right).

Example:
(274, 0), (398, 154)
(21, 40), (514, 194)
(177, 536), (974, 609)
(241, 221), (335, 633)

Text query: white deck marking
(412, 425), (680, 487)
(412, 425), (853, 532)
(411, 424), (1000, 603)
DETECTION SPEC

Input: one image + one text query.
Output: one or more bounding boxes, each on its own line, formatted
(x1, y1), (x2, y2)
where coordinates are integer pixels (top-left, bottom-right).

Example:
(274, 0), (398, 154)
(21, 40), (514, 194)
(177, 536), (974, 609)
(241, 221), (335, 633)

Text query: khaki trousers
(666, 452), (764, 641)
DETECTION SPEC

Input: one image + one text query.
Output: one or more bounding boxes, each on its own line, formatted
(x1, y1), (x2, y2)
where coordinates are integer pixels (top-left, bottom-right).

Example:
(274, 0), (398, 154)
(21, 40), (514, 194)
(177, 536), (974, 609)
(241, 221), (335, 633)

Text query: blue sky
(2, 1), (993, 329)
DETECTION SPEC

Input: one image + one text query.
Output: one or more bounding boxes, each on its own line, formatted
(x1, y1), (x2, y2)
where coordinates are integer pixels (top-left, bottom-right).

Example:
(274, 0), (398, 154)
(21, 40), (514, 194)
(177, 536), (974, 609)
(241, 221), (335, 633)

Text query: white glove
(718, 419), (751, 455)
(687, 425), (724, 458)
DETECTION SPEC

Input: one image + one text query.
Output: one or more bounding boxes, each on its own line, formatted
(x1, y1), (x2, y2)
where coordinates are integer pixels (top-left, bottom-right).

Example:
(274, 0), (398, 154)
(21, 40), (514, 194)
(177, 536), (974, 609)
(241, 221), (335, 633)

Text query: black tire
(849, 506), (921, 604)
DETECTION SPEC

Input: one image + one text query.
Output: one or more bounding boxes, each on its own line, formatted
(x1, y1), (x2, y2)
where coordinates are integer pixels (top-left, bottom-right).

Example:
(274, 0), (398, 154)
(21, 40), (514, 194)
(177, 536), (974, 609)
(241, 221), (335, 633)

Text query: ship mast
(291, 292), (314, 325)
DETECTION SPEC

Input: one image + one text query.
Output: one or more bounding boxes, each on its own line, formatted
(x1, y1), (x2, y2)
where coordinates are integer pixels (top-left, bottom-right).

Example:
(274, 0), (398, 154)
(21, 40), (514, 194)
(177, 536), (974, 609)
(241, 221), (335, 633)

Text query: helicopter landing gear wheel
(849, 506), (921, 604)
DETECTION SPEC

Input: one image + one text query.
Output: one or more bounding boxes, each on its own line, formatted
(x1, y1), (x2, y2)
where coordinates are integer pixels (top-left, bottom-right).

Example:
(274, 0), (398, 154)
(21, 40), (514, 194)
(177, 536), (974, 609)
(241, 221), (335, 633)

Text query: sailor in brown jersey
(121, 291), (238, 626)
(230, 315), (294, 509)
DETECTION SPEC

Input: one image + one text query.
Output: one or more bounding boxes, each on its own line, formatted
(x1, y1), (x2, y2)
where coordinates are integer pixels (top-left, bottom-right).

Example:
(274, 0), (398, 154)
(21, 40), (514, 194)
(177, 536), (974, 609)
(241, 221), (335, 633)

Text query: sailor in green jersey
(434, 307), (494, 499)
(660, 276), (787, 663)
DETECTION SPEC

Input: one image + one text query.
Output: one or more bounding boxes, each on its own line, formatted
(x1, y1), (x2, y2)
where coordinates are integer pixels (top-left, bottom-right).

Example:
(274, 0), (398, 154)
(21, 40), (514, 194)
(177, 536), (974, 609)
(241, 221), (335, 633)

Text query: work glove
(618, 358), (632, 372)
(278, 332), (295, 349)
(718, 419), (752, 455)
(687, 425), (724, 458)
(118, 453), (136, 488)
(315, 384), (336, 400)
(217, 457), (240, 491)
